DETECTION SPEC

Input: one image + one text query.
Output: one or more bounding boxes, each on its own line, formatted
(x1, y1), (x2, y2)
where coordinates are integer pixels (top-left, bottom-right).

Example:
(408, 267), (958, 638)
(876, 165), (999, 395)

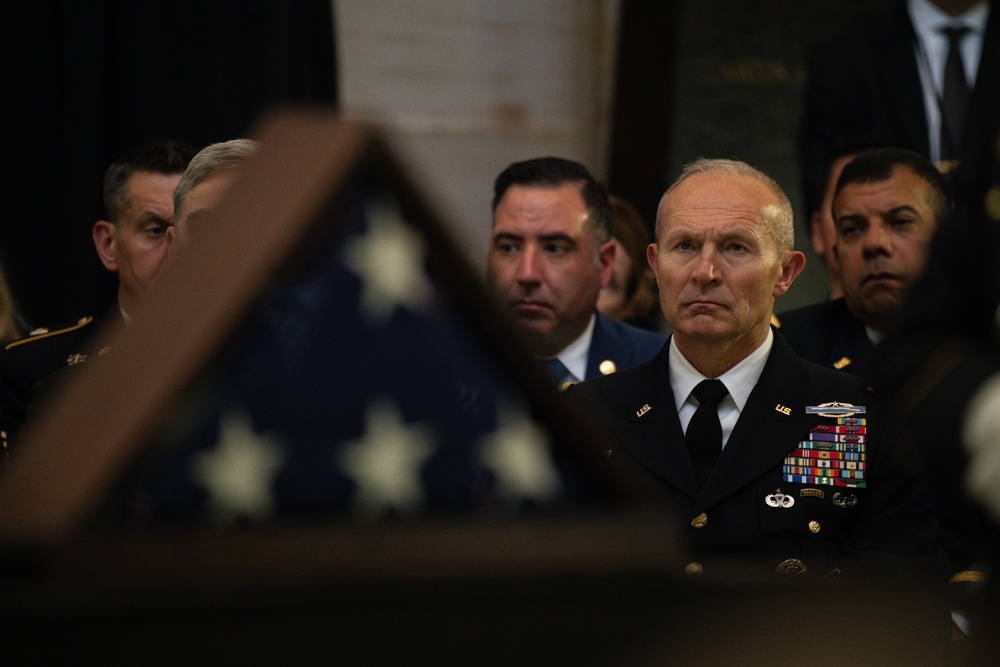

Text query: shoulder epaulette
(771, 314), (782, 328)
(4, 316), (94, 351)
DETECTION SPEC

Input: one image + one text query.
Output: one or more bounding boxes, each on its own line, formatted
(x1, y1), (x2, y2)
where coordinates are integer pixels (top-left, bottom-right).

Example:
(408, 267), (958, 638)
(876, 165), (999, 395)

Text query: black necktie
(686, 379), (729, 488)
(940, 25), (972, 161)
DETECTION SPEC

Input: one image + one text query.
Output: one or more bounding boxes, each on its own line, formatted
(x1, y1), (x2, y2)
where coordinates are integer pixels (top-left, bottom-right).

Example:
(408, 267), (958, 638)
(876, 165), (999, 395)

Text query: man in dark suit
(800, 0), (997, 216)
(0, 139), (197, 454)
(777, 147), (950, 378)
(567, 158), (943, 576)
(486, 157), (665, 387)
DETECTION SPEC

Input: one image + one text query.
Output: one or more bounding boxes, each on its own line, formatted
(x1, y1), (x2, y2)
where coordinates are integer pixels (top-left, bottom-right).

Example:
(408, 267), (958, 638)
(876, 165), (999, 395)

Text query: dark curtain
(3, 1), (338, 327)
(606, 0), (680, 229)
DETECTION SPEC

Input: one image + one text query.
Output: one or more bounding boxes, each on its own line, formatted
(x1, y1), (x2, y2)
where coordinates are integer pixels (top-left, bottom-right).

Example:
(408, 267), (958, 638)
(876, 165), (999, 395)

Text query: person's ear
(773, 250), (806, 297)
(598, 239), (616, 288)
(809, 210), (826, 256)
(646, 242), (659, 280)
(92, 221), (118, 272)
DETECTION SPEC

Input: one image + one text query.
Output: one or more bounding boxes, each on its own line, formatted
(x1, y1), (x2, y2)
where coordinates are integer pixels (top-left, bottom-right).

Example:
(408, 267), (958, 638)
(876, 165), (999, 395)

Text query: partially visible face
(103, 171), (182, 311)
(597, 238), (633, 320)
(171, 169), (242, 249)
(810, 154), (855, 294)
(833, 166), (939, 330)
(486, 183), (613, 357)
(649, 172), (802, 355)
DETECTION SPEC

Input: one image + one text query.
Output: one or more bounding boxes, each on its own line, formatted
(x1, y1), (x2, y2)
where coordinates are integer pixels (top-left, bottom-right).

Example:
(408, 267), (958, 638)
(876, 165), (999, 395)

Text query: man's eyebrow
(135, 210), (172, 224)
(885, 205), (920, 217)
(835, 213), (865, 228)
(537, 233), (575, 243)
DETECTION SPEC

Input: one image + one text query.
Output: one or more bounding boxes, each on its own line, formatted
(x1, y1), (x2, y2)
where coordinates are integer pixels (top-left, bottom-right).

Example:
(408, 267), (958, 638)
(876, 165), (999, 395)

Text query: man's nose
(515, 246), (542, 283)
(862, 222), (892, 257)
(692, 248), (717, 284)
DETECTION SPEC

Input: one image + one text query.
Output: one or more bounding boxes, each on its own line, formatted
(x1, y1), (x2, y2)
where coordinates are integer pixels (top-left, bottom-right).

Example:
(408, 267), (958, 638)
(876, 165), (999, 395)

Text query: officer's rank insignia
(782, 414), (867, 488)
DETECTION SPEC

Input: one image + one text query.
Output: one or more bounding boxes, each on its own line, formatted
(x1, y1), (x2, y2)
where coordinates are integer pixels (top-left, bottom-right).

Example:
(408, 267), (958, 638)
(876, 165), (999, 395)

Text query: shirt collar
(909, 0), (989, 34)
(669, 327), (774, 412)
(549, 313), (596, 383)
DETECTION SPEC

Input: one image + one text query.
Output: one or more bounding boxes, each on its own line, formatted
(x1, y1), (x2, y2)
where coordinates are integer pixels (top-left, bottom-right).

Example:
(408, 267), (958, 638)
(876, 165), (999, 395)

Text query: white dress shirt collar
(549, 313), (596, 383)
(670, 328), (774, 449)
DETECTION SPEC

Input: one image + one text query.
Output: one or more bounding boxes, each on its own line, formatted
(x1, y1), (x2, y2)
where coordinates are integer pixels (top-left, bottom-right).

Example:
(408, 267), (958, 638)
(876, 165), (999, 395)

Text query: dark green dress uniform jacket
(565, 329), (944, 576)
(0, 316), (95, 453)
(774, 298), (874, 379)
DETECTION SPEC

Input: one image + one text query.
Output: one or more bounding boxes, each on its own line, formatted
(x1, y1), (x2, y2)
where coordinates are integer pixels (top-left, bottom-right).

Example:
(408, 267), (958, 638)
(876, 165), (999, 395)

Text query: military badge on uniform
(765, 488), (795, 508)
(805, 402), (866, 418)
(783, 406), (867, 489)
(832, 492), (858, 508)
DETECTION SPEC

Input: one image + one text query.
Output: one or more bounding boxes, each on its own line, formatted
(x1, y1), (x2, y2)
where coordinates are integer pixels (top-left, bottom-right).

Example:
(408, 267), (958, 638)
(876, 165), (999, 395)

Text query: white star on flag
(478, 401), (561, 505)
(338, 397), (437, 516)
(190, 408), (285, 524)
(342, 197), (433, 323)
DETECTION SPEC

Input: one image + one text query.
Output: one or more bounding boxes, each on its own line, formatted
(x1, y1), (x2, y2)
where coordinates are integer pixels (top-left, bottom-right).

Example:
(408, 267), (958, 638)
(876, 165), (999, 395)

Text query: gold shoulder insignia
(770, 314), (781, 328)
(833, 356), (852, 370)
(4, 316), (94, 351)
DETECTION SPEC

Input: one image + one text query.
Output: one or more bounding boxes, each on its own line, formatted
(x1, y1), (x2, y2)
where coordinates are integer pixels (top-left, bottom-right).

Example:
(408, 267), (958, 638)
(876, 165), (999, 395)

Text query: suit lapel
(614, 347), (700, 497)
(962, 4), (1000, 163)
(586, 313), (619, 379)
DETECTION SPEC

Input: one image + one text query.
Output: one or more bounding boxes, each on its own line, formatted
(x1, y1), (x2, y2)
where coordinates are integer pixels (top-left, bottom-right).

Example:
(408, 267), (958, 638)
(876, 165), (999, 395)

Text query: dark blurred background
(2, 0), (906, 328)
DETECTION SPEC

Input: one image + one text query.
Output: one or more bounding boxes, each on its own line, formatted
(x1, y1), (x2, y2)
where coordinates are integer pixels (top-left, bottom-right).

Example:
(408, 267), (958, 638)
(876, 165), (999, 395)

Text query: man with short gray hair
(568, 158), (942, 574)
(169, 138), (261, 248)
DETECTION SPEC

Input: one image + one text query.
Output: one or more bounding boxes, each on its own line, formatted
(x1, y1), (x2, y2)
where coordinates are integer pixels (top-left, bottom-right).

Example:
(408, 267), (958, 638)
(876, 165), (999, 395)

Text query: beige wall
(335, 1), (620, 270)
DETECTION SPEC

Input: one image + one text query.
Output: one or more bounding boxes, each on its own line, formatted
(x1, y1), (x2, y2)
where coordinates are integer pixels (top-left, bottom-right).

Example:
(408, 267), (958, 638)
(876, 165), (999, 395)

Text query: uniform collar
(669, 327), (774, 413)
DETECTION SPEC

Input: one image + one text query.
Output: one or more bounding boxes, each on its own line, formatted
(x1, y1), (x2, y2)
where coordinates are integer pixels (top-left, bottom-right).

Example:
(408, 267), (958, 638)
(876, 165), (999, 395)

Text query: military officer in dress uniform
(0, 139), (197, 454)
(777, 147), (950, 379)
(486, 157), (665, 389)
(566, 158), (944, 577)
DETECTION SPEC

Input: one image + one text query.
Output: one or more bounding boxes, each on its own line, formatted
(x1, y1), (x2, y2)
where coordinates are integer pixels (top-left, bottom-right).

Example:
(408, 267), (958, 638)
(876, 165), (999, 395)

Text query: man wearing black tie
(800, 0), (997, 213)
(566, 158), (943, 576)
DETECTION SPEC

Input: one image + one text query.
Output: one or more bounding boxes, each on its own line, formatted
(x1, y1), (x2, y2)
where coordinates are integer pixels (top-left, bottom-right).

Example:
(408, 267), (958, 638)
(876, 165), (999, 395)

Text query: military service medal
(784, 403), (867, 488)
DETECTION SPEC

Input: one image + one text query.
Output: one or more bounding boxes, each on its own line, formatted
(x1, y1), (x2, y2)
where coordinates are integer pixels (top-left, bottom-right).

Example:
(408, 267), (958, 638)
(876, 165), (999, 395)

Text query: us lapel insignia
(775, 404), (791, 415)
(833, 356), (852, 370)
(635, 403), (651, 418)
